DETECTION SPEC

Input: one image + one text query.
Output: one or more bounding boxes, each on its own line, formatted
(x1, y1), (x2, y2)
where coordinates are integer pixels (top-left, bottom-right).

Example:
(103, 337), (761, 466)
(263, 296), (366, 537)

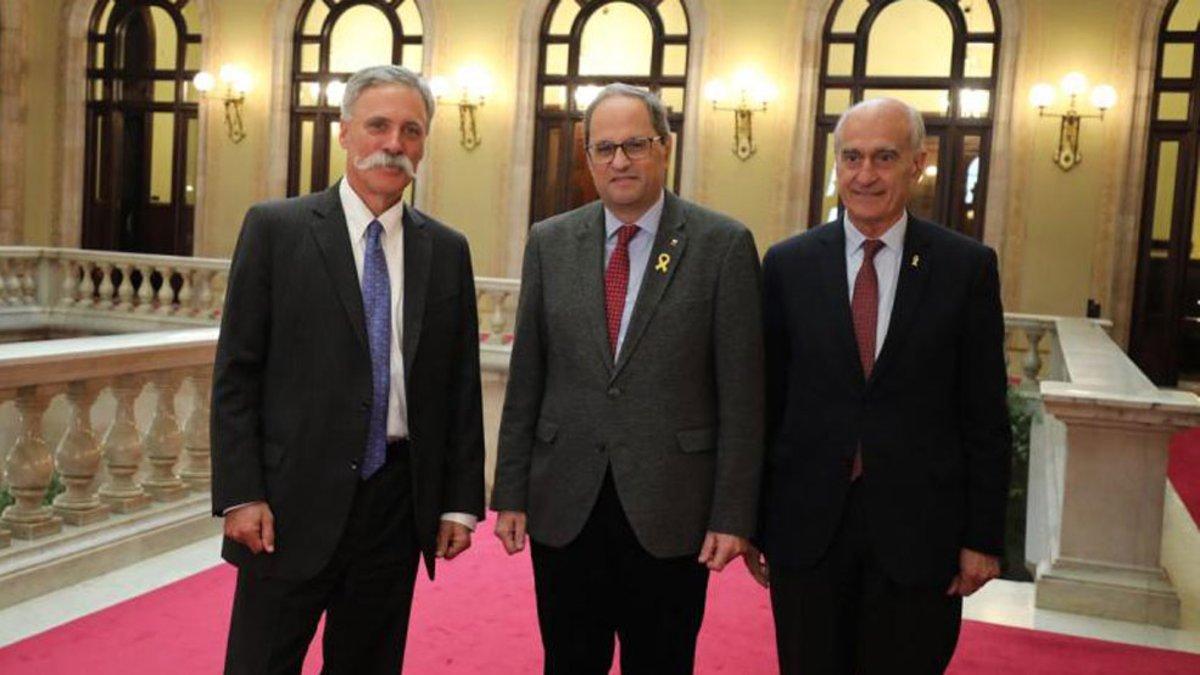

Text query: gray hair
(583, 83), (671, 148)
(833, 98), (926, 153)
(341, 64), (436, 123)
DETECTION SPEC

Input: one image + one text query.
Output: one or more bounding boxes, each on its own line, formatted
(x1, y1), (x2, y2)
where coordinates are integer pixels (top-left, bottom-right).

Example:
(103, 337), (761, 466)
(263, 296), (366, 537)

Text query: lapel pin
(655, 253), (671, 273)
(911, 254), (920, 268)
(669, 238), (678, 248)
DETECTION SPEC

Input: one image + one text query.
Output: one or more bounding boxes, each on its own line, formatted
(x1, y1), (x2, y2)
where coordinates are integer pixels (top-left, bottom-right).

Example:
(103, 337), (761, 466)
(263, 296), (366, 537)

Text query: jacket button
(607, 387), (620, 399)
(349, 460), (359, 471)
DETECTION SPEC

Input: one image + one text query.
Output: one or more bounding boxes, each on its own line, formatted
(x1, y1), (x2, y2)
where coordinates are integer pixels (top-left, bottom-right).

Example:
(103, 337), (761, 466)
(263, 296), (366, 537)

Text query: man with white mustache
(212, 64), (485, 674)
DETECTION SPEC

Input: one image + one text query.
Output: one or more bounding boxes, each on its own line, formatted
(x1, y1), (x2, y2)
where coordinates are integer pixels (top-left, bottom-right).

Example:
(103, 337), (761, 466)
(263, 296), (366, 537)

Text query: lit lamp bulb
(429, 76), (450, 101)
(192, 70), (215, 94)
(1029, 83), (1055, 109)
(456, 65), (493, 103)
(704, 79), (728, 105)
(1090, 84), (1117, 112)
(1060, 72), (1089, 98)
(574, 85), (601, 110)
(326, 80), (346, 107)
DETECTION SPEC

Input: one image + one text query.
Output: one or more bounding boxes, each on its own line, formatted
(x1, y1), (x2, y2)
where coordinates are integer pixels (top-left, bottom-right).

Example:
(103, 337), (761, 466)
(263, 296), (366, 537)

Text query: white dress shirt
(844, 213), (907, 358)
(602, 191), (665, 359)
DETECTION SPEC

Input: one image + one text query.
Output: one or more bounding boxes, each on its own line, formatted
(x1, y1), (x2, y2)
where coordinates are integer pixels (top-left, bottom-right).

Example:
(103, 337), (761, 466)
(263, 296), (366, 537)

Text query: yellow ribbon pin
(655, 253), (671, 273)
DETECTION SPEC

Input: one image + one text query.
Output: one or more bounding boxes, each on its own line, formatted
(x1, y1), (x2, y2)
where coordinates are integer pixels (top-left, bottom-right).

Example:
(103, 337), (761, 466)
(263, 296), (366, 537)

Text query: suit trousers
(224, 442), (421, 675)
(530, 469), (710, 675)
(768, 480), (962, 674)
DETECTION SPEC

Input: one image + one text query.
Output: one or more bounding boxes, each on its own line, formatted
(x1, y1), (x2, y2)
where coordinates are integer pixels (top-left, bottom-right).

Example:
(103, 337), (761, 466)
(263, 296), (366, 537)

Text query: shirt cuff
(222, 501), (257, 516)
(440, 512), (478, 531)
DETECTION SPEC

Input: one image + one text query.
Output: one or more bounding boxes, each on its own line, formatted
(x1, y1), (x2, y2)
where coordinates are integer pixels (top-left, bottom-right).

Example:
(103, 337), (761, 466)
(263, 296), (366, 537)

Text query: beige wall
(0, 0), (1180, 327)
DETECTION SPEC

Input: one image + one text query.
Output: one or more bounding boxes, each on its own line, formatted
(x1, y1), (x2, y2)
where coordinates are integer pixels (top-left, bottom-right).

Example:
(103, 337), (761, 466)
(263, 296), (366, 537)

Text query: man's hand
(946, 548), (1000, 596)
(224, 501), (275, 554)
(436, 520), (472, 560)
(697, 532), (748, 571)
(743, 545), (770, 588)
(494, 511), (528, 555)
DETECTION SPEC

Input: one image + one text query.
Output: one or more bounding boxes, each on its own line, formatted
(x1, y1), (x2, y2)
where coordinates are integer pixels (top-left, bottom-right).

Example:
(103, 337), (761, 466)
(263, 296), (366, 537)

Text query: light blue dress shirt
(844, 212), (907, 358)
(603, 191), (665, 359)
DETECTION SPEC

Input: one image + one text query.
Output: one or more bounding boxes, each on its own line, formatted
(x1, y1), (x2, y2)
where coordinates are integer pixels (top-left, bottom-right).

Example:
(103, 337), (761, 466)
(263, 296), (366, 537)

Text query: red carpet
(2, 520), (1199, 674)
(1170, 428), (1200, 528)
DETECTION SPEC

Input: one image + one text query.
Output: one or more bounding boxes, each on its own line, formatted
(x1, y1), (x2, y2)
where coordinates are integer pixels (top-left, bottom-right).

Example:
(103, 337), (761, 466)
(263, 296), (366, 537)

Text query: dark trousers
(224, 444), (421, 675)
(769, 481), (962, 674)
(530, 470), (710, 675)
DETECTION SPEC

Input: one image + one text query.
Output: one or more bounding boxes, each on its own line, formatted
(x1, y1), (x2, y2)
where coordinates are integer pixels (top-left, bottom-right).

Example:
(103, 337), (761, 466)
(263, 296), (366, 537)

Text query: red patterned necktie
(849, 238), (884, 481)
(604, 223), (640, 356)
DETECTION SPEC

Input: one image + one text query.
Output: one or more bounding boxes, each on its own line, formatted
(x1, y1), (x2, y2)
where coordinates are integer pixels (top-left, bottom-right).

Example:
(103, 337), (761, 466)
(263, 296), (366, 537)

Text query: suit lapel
(309, 184), (368, 353)
(403, 207), (432, 382)
(611, 193), (687, 381)
(869, 215), (931, 388)
(574, 203), (614, 375)
(817, 220), (866, 385)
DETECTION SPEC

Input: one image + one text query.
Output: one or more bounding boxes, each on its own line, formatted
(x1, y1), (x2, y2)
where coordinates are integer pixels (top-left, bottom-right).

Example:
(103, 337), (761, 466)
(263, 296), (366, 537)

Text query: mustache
(354, 151), (415, 175)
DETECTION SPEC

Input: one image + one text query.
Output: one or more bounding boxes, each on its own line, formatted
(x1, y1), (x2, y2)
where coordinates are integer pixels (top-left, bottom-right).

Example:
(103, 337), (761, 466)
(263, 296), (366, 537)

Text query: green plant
(1002, 385), (1038, 581)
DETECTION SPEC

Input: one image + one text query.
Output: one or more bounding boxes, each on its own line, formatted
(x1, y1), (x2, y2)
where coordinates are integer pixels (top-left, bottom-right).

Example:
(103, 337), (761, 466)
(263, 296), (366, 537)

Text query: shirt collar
(604, 191), (665, 241)
(844, 211), (908, 257)
(339, 178), (407, 242)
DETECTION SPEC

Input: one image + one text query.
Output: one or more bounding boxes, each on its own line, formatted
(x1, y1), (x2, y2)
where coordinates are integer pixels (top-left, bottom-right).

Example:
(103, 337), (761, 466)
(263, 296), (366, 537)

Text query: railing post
(135, 264), (154, 313)
(95, 263), (115, 310)
(98, 374), (151, 513)
(1022, 325), (1046, 385)
(142, 369), (188, 501)
(180, 366), (212, 491)
(1, 385), (64, 539)
(58, 259), (77, 307)
(52, 379), (110, 525)
(116, 263), (134, 311)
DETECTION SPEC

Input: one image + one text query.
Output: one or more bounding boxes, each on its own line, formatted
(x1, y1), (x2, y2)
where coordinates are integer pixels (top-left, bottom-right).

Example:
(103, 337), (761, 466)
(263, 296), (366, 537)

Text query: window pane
(543, 85), (567, 110)
(1163, 43), (1194, 79)
(184, 41), (201, 71)
(1153, 141), (1179, 243)
(658, 0), (689, 34)
(149, 6), (178, 71)
(91, 79), (104, 101)
(539, 125), (563, 215)
(579, 2), (652, 76)
(867, 0), (952, 77)
(298, 80), (320, 106)
(299, 119), (315, 194)
(570, 120), (599, 207)
(548, 0), (579, 35)
(864, 89), (949, 115)
(150, 112), (175, 205)
(907, 135), (941, 220)
(958, 88), (989, 118)
(819, 132), (839, 223)
(328, 121), (347, 186)
(154, 80), (175, 103)
(663, 44), (688, 77)
(185, 117), (198, 206)
(330, 5), (392, 73)
(961, 135), (982, 231)
(827, 43), (853, 77)
(960, 0), (994, 33)
(1168, 0), (1200, 32)
(398, 0), (424, 36)
(545, 43), (569, 75)
(300, 43), (320, 73)
(304, 0), (330, 35)
(832, 0), (869, 33)
(964, 42), (993, 77)
(96, 0), (114, 33)
(402, 44), (423, 71)
(824, 88), (852, 115)
(1159, 92), (1190, 121)
(95, 42), (106, 69)
(660, 86), (684, 113)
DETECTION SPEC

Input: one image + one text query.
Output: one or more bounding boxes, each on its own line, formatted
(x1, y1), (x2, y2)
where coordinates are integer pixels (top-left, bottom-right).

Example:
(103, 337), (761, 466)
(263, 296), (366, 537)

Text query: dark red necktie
(604, 224), (640, 355)
(849, 238), (884, 481)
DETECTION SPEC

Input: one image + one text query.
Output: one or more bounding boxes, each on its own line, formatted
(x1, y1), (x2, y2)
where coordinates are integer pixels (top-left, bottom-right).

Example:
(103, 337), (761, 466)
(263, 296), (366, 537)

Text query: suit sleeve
(441, 236), (486, 518)
(959, 247), (1013, 556)
(489, 227), (546, 512)
(210, 206), (272, 515)
(756, 246), (789, 548)
(708, 227), (766, 538)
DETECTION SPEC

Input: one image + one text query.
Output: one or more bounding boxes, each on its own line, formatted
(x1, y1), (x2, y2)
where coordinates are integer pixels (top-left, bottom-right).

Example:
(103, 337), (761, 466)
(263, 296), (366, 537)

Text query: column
(98, 374), (151, 513)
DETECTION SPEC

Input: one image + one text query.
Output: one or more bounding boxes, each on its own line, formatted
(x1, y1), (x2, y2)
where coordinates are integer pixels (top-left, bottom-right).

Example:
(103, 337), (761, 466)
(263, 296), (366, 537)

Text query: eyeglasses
(586, 136), (664, 163)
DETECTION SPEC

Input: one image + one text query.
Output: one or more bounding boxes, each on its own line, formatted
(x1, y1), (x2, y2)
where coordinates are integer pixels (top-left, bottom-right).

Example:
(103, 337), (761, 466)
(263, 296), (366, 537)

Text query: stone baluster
(214, 272), (228, 317)
(1, 385), (64, 539)
(198, 270), (215, 319)
(487, 290), (511, 345)
(95, 262), (115, 310)
(52, 380), (110, 525)
(116, 263), (134, 311)
(155, 266), (176, 315)
(180, 367), (212, 491)
(98, 374), (151, 513)
(134, 264), (154, 313)
(1022, 325), (1046, 386)
(59, 259), (78, 307)
(77, 260), (96, 308)
(3, 259), (19, 305)
(141, 369), (188, 501)
(177, 269), (194, 317)
(20, 259), (35, 305)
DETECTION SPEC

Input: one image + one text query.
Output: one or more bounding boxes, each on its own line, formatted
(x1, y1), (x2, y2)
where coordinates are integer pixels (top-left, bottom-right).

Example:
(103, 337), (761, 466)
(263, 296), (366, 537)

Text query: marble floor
(0, 532), (1198, 657)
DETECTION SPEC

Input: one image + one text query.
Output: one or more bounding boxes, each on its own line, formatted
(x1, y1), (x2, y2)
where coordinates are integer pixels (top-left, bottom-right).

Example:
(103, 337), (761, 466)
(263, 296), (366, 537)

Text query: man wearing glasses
(492, 83), (764, 674)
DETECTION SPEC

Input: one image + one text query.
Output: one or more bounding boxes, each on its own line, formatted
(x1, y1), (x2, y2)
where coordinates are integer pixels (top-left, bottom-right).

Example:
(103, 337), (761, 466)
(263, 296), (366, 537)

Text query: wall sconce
(193, 64), (251, 143)
(1030, 72), (1117, 171)
(704, 68), (777, 160)
(430, 66), (492, 151)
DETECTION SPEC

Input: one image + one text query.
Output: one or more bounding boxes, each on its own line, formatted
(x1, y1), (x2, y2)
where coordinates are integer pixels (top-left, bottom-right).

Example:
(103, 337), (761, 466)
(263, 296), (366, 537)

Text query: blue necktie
(360, 220), (390, 479)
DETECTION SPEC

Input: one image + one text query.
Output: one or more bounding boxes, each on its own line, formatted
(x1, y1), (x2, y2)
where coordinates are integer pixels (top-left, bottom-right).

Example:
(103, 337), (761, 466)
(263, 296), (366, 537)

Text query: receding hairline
(832, 98), (925, 152)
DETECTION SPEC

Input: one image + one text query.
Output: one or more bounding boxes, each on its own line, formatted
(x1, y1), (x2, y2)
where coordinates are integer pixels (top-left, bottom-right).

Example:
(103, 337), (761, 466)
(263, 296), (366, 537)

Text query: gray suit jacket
(491, 192), (764, 558)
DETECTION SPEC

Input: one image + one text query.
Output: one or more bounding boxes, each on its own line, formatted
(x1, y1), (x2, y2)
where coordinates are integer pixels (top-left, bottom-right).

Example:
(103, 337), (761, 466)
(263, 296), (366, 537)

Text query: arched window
(1131, 0), (1200, 385)
(532, 0), (690, 223)
(810, 0), (1000, 240)
(84, 0), (202, 254)
(288, 0), (424, 196)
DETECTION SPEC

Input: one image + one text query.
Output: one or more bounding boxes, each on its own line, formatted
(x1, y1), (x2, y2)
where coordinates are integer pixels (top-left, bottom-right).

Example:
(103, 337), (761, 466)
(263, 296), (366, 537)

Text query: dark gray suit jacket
(211, 184), (485, 581)
(491, 192), (764, 558)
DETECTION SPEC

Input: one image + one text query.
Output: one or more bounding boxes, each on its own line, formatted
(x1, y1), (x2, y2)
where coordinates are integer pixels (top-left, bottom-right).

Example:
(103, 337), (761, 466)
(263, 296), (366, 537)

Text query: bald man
(748, 98), (1012, 673)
